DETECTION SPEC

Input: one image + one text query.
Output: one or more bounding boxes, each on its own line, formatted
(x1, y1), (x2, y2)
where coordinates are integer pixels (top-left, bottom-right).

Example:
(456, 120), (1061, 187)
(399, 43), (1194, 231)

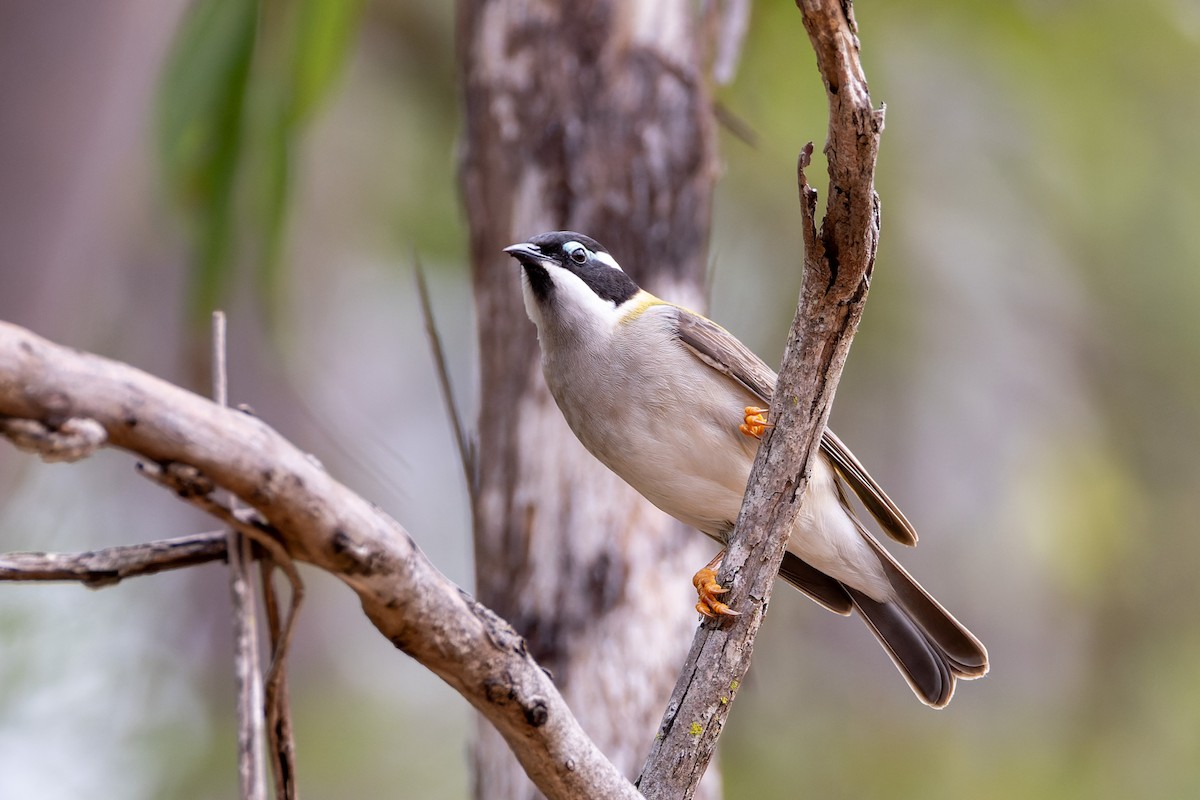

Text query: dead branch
(261, 558), (299, 800)
(0, 319), (640, 800)
(213, 311), (270, 800)
(638, 1), (885, 797)
(0, 531), (229, 586)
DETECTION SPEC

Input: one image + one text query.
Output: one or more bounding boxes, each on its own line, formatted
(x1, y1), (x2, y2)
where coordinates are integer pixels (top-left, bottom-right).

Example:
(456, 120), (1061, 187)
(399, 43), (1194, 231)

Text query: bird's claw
(739, 406), (771, 439)
(693, 567), (740, 618)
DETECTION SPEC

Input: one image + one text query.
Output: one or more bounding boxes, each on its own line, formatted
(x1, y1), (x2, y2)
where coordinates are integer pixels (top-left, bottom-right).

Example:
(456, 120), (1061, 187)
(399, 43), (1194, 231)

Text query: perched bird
(503, 230), (988, 708)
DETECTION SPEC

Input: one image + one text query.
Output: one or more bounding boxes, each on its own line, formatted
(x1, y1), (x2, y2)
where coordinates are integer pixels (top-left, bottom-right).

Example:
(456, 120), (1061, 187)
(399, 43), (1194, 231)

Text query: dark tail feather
(846, 587), (958, 708)
(858, 530), (990, 679)
(778, 545), (988, 707)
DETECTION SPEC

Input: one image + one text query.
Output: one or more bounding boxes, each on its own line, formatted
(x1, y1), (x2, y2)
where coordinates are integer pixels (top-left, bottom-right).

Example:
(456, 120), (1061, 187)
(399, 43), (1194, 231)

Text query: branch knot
(1, 416), (107, 462)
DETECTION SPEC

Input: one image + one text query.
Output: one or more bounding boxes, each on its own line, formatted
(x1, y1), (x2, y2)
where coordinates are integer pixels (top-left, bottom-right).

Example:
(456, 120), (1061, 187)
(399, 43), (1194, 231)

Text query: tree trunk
(457, 1), (721, 797)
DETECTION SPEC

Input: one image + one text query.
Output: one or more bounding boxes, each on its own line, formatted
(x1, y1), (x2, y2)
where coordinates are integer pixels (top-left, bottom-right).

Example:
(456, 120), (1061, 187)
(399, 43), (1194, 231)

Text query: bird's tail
(847, 531), (988, 708)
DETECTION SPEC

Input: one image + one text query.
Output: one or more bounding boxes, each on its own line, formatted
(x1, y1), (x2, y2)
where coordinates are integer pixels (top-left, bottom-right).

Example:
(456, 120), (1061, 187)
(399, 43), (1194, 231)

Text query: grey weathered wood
(213, 311), (270, 800)
(0, 531), (230, 586)
(638, 2), (886, 796)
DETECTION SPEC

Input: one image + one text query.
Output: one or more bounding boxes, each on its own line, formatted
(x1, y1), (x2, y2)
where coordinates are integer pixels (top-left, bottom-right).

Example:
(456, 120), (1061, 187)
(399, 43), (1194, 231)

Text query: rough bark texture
(638, 2), (885, 797)
(457, 2), (721, 797)
(0, 320), (642, 800)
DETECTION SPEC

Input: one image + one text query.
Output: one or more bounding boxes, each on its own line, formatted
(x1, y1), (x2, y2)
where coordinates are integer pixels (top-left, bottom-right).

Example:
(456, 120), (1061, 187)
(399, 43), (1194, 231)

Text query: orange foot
(693, 551), (740, 618)
(739, 406), (771, 439)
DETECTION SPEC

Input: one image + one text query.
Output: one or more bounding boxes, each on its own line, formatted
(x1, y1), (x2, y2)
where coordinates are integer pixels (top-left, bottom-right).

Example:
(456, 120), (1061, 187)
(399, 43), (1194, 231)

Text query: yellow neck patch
(618, 290), (674, 325)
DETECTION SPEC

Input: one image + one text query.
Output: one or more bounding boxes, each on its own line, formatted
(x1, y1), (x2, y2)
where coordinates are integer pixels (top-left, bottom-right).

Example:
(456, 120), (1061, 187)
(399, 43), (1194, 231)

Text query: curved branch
(638, 1), (884, 796)
(0, 320), (640, 800)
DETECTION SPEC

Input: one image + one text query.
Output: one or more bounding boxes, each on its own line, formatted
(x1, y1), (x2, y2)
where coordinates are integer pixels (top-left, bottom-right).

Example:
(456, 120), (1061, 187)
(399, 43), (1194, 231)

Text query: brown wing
(674, 307), (776, 403)
(821, 429), (918, 546)
(673, 305), (918, 547)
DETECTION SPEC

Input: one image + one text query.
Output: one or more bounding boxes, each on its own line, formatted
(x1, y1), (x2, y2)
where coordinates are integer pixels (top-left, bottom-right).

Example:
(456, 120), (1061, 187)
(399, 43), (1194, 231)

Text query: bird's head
(503, 231), (641, 337)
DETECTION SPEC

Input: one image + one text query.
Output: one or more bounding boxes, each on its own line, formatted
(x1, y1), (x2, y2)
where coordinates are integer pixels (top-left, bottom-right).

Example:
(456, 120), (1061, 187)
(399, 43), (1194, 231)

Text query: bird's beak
(503, 242), (545, 267)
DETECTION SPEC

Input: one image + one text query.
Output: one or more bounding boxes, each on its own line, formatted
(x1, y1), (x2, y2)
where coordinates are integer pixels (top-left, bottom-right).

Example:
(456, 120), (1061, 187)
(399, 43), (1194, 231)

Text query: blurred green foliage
(158, 0), (363, 325)
(157, 0), (257, 324)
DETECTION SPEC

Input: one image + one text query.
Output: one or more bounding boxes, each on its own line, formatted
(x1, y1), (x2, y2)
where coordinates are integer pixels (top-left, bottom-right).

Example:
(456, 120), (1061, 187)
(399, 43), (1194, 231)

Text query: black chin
(521, 261), (554, 301)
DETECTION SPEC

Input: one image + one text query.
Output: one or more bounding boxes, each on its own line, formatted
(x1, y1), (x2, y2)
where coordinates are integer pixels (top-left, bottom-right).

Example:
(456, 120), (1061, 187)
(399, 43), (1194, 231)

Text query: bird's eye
(564, 241), (589, 264)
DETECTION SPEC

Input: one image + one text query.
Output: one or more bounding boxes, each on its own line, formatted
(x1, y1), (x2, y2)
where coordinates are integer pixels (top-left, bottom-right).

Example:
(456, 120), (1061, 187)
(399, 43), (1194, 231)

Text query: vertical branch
(638, 1), (884, 797)
(261, 560), (299, 800)
(213, 312), (303, 800)
(414, 254), (476, 496)
(214, 311), (269, 800)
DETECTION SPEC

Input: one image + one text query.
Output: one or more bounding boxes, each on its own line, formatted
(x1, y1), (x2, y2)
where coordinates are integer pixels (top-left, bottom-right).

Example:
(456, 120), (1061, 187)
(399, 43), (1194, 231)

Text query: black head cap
(504, 231), (640, 305)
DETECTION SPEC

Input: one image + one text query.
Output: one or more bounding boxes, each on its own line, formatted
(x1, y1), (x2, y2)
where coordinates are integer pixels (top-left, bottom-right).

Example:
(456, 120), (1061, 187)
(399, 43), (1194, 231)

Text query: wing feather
(674, 308), (776, 403)
(673, 305), (918, 546)
(821, 429), (918, 546)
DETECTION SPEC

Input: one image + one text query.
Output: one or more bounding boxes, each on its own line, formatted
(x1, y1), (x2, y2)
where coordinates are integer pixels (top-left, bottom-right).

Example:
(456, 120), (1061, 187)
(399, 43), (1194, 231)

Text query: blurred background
(1, 1), (1198, 797)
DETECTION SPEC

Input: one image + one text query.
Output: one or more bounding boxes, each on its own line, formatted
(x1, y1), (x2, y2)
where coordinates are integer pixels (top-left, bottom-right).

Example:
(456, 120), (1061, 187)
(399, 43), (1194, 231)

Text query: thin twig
(214, 311), (269, 800)
(134, 461), (308, 704)
(261, 560), (299, 800)
(413, 254), (476, 495)
(213, 313), (301, 800)
(0, 531), (230, 586)
(713, 100), (759, 148)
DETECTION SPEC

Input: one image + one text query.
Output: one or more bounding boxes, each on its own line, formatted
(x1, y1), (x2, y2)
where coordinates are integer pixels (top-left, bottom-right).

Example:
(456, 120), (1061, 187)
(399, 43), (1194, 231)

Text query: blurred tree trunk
(457, 2), (722, 797)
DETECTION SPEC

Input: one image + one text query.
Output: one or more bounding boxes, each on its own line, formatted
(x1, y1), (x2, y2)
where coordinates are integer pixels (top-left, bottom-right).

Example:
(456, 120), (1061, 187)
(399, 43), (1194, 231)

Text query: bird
(503, 230), (988, 708)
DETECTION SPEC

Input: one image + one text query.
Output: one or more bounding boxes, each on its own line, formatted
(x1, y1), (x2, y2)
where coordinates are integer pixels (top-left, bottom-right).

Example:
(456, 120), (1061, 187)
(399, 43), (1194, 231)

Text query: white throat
(520, 262), (622, 346)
